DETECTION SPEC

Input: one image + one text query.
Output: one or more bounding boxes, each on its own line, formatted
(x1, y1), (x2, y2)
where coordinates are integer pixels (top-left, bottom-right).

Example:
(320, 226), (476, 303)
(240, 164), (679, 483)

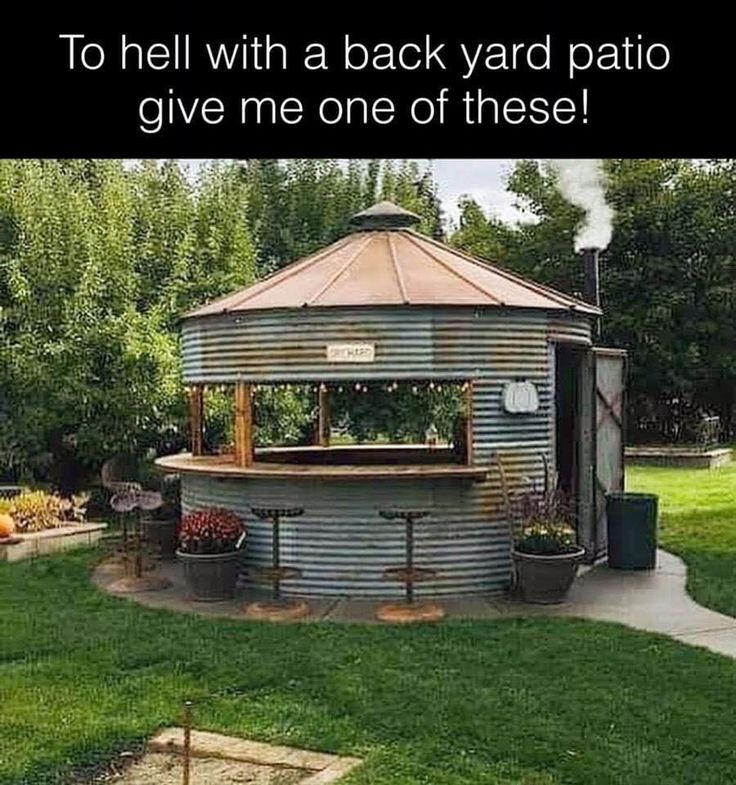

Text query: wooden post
(465, 381), (474, 466)
(189, 385), (204, 457)
(317, 385), (331, 447)
(234, 382), (253, 467)
(182, 700), (192, 785)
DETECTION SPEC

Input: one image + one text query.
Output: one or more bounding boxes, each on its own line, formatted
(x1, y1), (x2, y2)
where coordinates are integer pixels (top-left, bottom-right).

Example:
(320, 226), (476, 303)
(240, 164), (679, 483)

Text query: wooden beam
(189, 385), (204, 457)
(317, 385), (331, 447)
(465, 381), (474, 466)
(234, 382), (253, 467)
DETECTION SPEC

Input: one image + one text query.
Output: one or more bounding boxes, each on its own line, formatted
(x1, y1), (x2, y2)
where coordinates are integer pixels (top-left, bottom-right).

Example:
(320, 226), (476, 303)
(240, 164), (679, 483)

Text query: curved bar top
(155, 451), (488, 482)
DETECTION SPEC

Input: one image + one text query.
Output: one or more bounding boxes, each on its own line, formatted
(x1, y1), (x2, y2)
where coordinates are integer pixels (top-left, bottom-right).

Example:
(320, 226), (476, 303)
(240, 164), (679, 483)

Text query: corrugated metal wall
(179, 306), (592, 596)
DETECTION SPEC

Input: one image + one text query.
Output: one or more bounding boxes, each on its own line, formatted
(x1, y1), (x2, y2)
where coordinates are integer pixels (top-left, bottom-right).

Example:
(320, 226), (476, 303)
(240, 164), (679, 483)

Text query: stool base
(245, 599), (311, 622)
(375, 601), (445, 624)
(96, 555), (156, 576)
(107, 574), (172, 594)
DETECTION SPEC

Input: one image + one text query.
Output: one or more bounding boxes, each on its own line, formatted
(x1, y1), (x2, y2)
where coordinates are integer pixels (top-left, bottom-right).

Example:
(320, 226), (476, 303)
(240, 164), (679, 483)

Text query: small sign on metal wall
(502, 380), (540, 413)
(326, 343), (376, 363)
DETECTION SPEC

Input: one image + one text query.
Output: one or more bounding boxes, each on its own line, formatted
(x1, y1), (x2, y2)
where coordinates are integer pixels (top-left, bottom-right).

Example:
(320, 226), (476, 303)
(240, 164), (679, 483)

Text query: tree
(0, 160), (257, 489)
(243, 159), (443, 274)
(449, 159), (736, 440)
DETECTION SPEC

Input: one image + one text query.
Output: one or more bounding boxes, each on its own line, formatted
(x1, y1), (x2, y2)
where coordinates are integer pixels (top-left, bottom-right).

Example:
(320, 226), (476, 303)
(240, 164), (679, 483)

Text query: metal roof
(187, 202), (601, 318)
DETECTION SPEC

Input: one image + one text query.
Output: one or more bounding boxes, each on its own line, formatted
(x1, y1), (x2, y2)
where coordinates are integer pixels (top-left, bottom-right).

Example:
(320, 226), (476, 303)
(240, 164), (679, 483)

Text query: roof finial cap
(349, 200), (421, 231)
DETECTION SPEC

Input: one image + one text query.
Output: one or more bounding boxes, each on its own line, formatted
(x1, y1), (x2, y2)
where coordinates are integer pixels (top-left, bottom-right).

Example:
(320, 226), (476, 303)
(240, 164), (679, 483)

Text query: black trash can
(606, 492), (658, 570)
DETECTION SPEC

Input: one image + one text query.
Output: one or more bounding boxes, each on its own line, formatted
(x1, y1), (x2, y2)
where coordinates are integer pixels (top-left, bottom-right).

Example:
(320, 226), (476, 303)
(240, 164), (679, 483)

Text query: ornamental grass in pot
(511, 462), (585, 604)
(177, 508), (246, 601)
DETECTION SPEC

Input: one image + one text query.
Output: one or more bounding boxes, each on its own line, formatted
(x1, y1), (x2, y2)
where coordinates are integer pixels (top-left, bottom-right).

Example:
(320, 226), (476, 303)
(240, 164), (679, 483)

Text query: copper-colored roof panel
(313, 233), (405, 306)
(392, 232), (491, 305)
(415, 237), (572, 310)
(186, 201), (600, 318)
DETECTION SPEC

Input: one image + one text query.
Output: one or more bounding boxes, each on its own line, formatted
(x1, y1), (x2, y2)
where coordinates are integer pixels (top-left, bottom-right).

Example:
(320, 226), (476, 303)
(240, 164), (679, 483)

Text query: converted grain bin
(157, 201), (625, 597)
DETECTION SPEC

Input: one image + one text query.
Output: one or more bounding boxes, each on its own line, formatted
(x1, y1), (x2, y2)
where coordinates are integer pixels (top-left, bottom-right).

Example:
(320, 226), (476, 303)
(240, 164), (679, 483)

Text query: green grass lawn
(3, 551), (736, 784)
(628, 461), (736, 617)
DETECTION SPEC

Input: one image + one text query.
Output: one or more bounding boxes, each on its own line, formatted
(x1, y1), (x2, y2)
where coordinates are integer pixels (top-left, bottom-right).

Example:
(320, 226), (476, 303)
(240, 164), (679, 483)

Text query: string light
(226, 380), (470, 395)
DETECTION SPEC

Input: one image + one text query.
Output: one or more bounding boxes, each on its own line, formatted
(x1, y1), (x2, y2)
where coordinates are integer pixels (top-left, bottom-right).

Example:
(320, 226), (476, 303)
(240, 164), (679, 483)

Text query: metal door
(593, 348), (627, 560)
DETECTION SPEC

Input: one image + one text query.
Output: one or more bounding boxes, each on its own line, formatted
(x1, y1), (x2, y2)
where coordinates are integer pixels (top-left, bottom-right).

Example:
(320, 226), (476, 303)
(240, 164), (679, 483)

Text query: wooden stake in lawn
(183, 700), (193, 785)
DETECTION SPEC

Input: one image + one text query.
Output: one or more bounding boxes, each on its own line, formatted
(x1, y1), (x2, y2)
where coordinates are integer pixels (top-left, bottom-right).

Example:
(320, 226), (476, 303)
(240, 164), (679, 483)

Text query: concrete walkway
(94, 549), (736, 659)
(496, 549), (736, 658)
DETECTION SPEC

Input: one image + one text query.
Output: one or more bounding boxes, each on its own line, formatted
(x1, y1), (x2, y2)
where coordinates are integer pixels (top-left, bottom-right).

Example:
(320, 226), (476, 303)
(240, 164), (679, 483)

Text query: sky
(428, 159), (522, 225)
(179, 159), (523, 228)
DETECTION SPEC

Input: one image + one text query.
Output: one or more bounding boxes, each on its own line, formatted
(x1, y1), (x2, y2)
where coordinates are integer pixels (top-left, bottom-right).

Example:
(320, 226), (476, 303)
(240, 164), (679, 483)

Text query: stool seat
(251, 506), (304, 520)
(383, 566), (437, 583)
(379, 509), (429, 522)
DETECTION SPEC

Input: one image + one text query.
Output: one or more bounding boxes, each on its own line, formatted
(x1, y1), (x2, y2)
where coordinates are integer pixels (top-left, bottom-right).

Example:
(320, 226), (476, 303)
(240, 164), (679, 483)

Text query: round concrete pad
(108, 574), (172, 593)
(244, 599), (311, 622)
(95, 555), (156, 575)
(375, 601), (445, 624)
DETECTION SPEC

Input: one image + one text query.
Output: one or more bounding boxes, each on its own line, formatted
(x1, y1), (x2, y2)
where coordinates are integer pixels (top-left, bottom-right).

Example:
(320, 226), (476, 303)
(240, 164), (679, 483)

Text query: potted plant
(511, 464), (585, 604)
(142, 474), (180, 560)
(177, 507), (246, 601)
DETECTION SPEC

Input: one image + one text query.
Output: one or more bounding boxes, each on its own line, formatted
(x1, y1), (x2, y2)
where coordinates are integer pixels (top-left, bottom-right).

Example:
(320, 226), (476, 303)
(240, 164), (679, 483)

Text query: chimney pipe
(581, 247), (601, 338)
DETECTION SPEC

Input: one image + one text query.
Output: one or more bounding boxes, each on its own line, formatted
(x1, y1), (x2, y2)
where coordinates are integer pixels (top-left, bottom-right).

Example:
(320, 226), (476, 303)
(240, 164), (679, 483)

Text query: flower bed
(0, 489), (100, 562)
(0, 490), (89, 533)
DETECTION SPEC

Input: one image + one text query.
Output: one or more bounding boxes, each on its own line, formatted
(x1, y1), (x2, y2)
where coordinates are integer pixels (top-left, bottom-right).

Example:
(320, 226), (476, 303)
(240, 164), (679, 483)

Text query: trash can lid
(606, 491), (658, 501)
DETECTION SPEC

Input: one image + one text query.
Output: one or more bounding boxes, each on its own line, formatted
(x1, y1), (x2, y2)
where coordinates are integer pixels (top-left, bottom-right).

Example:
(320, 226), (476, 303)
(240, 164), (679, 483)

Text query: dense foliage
(243, 159), (443, 274)
(450, 159), (736, 441)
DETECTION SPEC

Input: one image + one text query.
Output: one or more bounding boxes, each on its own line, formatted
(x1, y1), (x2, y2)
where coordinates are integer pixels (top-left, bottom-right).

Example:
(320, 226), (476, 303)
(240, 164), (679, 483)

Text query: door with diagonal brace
(593, 348), (627, 560)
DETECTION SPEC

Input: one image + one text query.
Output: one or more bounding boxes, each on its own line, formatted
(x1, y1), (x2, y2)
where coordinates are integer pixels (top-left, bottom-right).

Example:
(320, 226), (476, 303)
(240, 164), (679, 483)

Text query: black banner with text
(1, 22), (730, 156)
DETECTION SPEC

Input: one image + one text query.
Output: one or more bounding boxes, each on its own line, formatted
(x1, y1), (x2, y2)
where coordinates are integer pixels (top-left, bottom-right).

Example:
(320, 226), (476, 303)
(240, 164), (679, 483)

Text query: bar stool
(245, 506), (311, 621)
(376, 509), (445, 623)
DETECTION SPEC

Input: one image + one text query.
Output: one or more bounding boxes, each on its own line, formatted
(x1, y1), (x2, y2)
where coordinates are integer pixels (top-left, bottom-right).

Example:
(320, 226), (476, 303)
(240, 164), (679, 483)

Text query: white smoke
(549, 159), (613, 251)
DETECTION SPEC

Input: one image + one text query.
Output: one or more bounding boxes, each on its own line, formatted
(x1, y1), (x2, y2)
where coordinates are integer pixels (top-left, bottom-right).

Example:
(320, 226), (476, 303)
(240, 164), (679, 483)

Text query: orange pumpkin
(0, 513), (15, 538)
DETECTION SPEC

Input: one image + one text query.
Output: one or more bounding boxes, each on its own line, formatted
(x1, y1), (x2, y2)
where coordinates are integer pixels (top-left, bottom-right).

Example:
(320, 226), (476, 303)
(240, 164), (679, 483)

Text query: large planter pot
(143, 518), (179, 560)
(512, 546), (586, 604)
(177, 549), (243, 602)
